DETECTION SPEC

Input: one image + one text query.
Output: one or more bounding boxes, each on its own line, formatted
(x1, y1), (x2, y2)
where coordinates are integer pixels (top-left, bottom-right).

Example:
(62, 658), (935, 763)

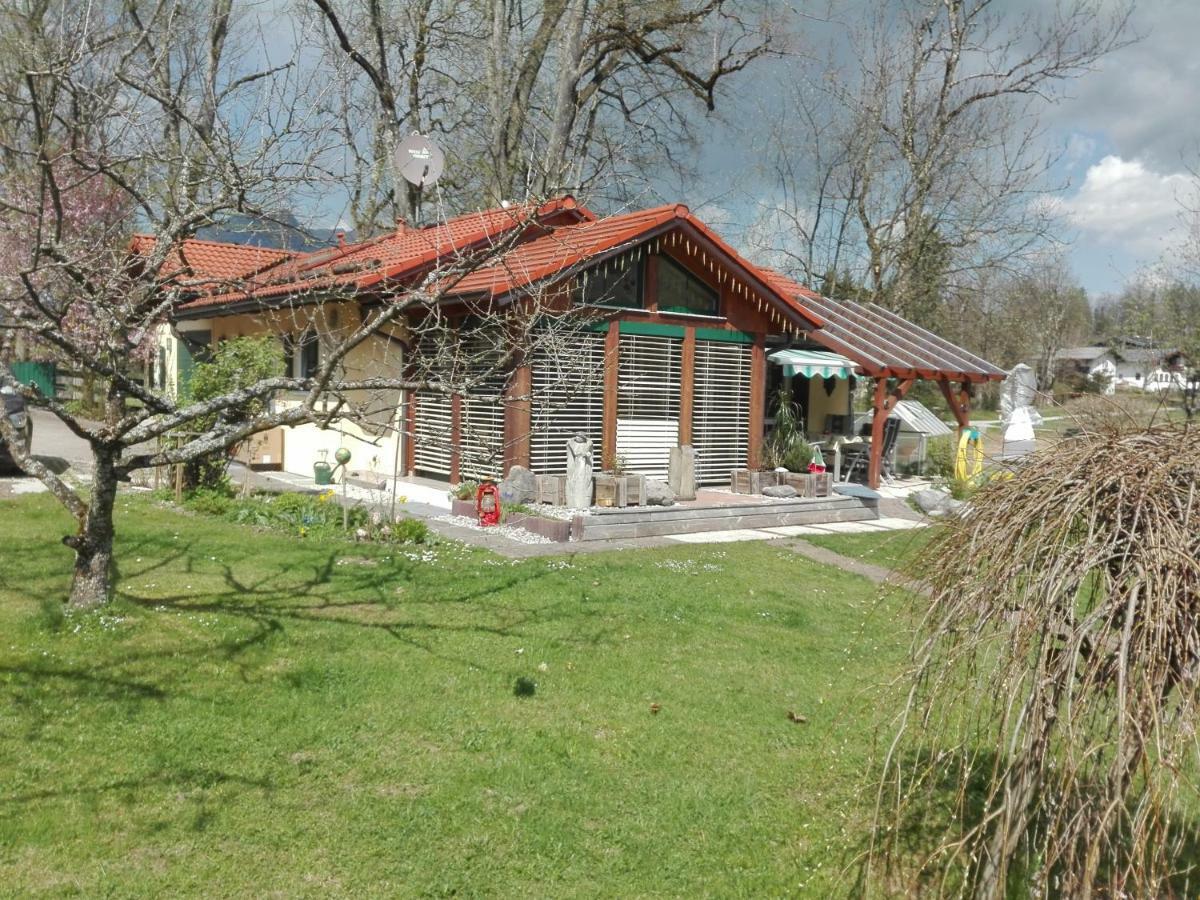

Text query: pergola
(761, 271), (1007, 488)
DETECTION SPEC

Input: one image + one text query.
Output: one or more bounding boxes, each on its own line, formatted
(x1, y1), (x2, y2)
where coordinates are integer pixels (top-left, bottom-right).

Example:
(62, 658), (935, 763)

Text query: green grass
(0, 493), (910, 896)
(804, 527), (936, 571)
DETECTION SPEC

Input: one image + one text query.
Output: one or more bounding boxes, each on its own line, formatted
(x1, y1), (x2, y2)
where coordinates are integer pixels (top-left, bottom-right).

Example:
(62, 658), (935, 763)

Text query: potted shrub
(595, 452), (635, 508)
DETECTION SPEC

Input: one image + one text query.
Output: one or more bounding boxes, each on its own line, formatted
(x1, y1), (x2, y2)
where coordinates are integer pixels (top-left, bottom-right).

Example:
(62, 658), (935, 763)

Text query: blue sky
(673, 0), (1200, 300)
(1032, 0), (1200, 296)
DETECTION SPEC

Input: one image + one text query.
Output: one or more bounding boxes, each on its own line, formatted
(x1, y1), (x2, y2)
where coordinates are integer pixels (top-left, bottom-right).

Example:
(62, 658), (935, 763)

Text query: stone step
(583, 496), (866, 526)
(575, 502), (877, 541)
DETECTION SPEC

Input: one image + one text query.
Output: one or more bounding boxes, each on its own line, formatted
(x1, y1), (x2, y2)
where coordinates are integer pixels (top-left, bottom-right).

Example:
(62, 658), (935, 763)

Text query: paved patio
(228, 464), (932, 552)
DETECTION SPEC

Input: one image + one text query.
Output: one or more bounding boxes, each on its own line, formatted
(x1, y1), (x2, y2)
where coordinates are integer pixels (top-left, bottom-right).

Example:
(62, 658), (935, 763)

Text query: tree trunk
(65, 450), (118, 610)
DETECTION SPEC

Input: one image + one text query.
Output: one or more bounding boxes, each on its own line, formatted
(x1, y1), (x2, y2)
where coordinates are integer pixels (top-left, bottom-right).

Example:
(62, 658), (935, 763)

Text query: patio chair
(841, 416), (902, 483)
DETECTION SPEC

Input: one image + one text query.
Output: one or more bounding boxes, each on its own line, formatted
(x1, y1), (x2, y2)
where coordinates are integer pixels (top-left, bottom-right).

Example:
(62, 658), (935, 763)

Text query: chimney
(335, 231), (346, 248)
(395, 218), (411, 234)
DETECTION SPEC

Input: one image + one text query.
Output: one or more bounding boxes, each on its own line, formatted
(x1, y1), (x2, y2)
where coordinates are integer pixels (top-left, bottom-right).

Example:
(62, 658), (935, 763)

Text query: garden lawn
(0, 493), (908, 897)
(804, 527), (936, 571)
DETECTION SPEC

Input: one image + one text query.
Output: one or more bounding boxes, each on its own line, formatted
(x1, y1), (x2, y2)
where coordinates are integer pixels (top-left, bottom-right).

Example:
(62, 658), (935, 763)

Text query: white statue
(1000, 364), (1042, 425)
(565, 433), (594, 508)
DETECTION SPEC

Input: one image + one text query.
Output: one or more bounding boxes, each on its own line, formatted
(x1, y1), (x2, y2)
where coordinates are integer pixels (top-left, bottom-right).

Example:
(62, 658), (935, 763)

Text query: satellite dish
(395, 134), (444, 188)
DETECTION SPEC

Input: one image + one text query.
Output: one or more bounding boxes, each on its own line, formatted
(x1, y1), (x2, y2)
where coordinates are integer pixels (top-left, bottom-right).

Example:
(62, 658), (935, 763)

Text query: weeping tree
(870, 422), (1200, 897)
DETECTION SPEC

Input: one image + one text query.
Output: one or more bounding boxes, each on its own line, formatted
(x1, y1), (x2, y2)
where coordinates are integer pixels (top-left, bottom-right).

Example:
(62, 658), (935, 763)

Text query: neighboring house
(137, 236), (299, 400)
(1109, 347), (1188, 392)
(1053, 346), (1118, 394)
(1052, 342), (1188, 394)
(144, 197), (1004, 490)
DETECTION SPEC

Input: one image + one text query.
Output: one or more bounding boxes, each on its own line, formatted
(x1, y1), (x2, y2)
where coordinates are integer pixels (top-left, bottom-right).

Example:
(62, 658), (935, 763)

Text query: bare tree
(304, 0), (478, 231)
(758, 0), (1131, 326)
(0, 1), (596, 609)
(1002, 253), (1091, 389)
(307, 0), (777, 222)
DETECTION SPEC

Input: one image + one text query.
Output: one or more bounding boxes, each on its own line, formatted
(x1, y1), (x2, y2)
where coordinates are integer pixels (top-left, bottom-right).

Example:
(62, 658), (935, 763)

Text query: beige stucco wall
(805, 375), (852, 437)
(154, 323), (182, 399)
(199, 301), (406, 478)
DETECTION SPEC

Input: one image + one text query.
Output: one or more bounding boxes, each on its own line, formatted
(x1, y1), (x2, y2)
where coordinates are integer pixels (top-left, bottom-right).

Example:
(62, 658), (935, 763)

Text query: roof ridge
(130, 232), (299, 256)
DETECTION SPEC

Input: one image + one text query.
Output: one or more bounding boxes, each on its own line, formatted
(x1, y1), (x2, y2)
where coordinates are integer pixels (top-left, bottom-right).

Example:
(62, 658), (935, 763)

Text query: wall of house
(502, 229), (796, 484)
(153, 324), (182, 399)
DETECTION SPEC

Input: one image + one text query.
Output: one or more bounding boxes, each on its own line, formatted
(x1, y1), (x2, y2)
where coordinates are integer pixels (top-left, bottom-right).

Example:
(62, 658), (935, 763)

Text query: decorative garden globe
(334, 447), (352, 466)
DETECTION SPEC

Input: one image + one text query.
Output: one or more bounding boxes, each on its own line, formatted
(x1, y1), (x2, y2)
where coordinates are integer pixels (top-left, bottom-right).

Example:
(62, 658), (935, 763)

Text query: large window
(578, 258), (643, 308)
(657, 255), (718, 316)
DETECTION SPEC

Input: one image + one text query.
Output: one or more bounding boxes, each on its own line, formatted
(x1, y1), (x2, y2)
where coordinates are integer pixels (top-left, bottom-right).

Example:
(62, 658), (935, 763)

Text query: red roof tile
(175, 196), (592, 313)
(441, 204), (822, 331)
(130, 234), (296, 286)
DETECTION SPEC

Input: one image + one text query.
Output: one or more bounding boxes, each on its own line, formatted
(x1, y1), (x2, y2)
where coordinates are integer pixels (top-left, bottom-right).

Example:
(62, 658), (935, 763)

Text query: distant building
(1053, 340), (1187, 394)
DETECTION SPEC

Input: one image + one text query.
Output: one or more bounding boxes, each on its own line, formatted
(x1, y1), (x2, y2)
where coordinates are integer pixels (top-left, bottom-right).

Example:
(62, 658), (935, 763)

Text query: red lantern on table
(476, 481), (501, 527)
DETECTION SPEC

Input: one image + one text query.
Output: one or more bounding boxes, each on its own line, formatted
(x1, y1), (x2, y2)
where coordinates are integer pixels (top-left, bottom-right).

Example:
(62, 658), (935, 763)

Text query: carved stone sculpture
(565, 433), (594, 508)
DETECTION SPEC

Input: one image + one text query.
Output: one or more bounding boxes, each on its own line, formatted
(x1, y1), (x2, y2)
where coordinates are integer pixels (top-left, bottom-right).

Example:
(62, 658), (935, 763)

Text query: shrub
(184, 485), (236, 516)
(178, 336), (285, 491)
(925, 435), (955, 478)
(183, 487), (430, 544)
(390, 517), (429, 544)
(762, 387), (812, 471)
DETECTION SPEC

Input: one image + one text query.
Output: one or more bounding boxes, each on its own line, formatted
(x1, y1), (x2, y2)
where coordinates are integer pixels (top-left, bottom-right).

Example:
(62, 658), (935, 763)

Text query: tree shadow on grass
(108, 534), (619, 682)
(0, 765), (272, 808)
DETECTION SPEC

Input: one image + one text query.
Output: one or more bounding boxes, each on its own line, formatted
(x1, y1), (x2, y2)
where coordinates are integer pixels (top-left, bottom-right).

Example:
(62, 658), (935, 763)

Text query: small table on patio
(814, 435), (867, 483)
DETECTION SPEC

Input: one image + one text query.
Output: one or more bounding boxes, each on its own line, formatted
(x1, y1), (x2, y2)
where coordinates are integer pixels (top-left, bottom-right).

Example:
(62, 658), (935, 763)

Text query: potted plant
(596, 452), (635, 507)
(758, 388), (819, 495)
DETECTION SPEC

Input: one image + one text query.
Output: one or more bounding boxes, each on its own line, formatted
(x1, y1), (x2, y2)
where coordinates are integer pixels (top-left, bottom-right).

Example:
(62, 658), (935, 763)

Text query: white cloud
(1056, 155), (1198, 256)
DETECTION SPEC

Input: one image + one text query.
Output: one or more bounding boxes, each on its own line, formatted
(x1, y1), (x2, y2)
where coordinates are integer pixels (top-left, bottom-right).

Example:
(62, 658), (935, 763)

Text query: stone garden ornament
(565, 433), (594, 508)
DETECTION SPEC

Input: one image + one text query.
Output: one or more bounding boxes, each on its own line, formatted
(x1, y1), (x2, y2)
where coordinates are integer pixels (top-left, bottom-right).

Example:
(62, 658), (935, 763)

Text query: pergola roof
(759, 270), (1006, 383)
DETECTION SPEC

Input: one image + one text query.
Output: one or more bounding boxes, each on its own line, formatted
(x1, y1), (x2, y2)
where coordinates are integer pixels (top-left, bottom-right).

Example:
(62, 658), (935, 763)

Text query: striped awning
(769, 348), (857, 379)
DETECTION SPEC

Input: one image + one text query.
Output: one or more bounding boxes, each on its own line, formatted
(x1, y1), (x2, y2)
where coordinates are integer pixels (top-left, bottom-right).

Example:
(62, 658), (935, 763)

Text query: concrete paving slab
(665, 529), (782, 544)
(871, 517), (927, 531)
(805, 520), (891, 533)
(761, 524), (838, 536)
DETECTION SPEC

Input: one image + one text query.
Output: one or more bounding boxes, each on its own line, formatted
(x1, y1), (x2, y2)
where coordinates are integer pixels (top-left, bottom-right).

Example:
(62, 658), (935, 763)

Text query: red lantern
(476, 481), (501, 527)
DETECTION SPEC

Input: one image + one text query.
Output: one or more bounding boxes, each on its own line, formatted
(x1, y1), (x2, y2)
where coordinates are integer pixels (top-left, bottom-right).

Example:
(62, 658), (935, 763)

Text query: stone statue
(565, 433), (594, 508)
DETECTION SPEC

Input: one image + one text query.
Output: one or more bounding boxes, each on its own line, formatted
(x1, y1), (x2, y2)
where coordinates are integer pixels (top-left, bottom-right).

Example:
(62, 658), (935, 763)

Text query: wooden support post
(867, 376), (914, 489)
(748, 332), (766, 468)
(505, 362), (532, 473)
(450, 393), (462, 484)
(679, 327), (696, 445)
(403, 390), (416, 476)
(602, 321), (620, 466)
(937, 378), (972, 434)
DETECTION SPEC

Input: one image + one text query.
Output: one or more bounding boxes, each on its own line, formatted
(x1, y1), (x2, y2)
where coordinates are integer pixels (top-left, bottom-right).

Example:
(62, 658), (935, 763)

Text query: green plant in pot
(763, 387), (813, 472)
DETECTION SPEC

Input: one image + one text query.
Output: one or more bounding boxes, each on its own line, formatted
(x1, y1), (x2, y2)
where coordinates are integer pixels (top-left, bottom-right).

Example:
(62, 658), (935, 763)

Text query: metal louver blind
(460, 391), (505, 480)
(530, 333), (607, 475)
(693, 340), (751, 483)
(412, 390), (454, 477)
(616, 333), (681, 479)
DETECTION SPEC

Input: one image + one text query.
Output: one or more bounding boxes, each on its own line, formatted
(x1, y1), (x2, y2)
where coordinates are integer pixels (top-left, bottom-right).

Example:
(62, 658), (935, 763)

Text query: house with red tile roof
(153, 197), (1002, 489)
